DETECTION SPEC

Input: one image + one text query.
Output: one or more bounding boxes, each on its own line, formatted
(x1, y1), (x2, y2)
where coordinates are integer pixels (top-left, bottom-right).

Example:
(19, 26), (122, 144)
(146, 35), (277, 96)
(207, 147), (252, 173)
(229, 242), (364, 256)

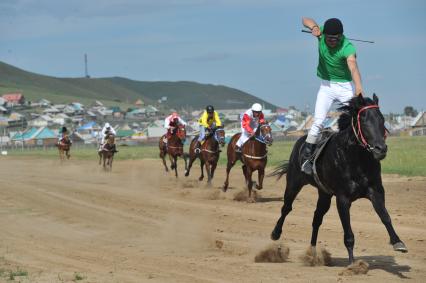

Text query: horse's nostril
(375, 145), (387, 153)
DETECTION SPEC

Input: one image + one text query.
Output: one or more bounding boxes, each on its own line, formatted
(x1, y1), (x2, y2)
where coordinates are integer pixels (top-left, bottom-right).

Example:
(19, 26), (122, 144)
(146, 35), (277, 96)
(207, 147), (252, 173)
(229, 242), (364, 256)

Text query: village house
(2, 93), (25, 106)
(410, 111), (426, 136)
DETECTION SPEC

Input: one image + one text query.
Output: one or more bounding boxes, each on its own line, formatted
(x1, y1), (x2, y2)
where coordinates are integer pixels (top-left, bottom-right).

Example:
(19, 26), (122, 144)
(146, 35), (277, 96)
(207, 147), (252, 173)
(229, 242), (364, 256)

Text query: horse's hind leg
(271, 168), (304, 240)
(310, 191), (332, 247)
(199, 160), (205, 181)
(369, 186), (407, 253)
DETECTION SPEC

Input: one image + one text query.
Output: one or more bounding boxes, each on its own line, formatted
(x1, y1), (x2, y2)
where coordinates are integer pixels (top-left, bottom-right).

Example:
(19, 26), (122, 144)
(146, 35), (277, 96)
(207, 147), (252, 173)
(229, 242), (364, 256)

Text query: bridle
(213, 128), (225, 144)
(255, 124), (272, 145)
(351, 104), (388, 151)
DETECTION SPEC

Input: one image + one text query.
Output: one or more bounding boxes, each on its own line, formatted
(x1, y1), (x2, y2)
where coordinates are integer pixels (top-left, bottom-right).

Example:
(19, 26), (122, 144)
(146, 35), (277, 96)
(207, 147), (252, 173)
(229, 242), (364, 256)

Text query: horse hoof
(393, 242), (408, 253)
(270, 230), (281, 241)
(256, 185), (263, 190)
(185, 172), (189, 177)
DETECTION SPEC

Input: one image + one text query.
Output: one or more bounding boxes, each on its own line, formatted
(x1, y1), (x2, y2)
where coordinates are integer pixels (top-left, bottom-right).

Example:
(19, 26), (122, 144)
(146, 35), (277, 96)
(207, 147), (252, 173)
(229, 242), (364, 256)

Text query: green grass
(6, 136), (426, 176)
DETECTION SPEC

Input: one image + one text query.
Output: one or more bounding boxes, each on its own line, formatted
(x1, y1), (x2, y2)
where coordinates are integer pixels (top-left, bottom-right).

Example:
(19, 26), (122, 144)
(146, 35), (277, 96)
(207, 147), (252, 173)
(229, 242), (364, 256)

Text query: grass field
(4, 136), (426, 176)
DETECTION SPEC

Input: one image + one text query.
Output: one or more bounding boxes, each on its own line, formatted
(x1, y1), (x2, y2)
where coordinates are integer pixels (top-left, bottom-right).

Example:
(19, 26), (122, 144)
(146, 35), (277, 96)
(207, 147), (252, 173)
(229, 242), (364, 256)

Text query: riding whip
(301, 30), (375, 44)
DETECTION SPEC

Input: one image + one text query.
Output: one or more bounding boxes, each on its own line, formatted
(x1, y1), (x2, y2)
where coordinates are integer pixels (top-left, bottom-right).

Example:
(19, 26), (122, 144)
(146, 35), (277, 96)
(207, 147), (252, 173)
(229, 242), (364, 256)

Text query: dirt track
(0, 158), (425, 282)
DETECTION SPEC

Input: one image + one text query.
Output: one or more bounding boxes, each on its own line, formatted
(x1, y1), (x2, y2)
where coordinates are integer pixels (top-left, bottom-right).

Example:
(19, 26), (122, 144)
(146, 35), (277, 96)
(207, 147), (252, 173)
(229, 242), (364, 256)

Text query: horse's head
(338, 94), (387, 160)
(107, 133), (115, 145)
(213, 127), (226, 146)
(256, 123), (273, 146)
(176, 125), (186, 142)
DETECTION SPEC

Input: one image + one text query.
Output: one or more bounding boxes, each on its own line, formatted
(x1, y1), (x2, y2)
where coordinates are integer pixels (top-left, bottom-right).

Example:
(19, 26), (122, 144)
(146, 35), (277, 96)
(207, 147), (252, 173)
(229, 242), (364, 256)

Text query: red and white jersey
(241, 109), (265, 134)
(164, 114), (187, 129)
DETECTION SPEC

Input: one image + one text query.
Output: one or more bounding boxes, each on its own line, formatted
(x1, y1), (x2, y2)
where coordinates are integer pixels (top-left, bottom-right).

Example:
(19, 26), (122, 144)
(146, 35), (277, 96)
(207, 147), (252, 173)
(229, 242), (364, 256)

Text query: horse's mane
(337, 96), (376, 131)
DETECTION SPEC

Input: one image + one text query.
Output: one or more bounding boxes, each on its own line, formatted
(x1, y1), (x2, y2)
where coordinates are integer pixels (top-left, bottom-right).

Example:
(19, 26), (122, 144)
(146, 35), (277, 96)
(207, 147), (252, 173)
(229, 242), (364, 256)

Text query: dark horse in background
(98, 133), (116, 171)
(185, 127), (225, 185)
(223, 124), (273, 202)
(159, 125), (188, 178)
(270, 94), (407, 264)
(57, 135), (72, 162)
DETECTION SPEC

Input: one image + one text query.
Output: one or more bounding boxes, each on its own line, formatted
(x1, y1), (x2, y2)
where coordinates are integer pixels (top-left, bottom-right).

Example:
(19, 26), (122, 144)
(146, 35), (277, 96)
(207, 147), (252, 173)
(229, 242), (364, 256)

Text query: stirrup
(235, 146), (242, 153)
(301, 159), (313, 175)
(194, 148), (201, 154)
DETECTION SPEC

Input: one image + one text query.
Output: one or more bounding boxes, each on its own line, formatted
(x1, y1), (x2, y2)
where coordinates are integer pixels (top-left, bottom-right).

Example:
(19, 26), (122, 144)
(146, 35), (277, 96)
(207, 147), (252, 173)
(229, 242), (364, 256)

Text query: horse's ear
(373, 93), (379, 105)
(354, 94), (365, 109)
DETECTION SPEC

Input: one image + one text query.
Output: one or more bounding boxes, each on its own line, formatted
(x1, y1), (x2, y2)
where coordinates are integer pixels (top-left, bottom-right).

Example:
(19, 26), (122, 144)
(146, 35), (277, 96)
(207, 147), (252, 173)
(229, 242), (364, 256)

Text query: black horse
(270, 94), (407, 264)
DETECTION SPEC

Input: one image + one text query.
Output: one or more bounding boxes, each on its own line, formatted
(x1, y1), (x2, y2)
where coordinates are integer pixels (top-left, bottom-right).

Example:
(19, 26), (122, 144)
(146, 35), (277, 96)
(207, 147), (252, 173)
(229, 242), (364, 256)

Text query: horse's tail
(268, 161), (289, 180)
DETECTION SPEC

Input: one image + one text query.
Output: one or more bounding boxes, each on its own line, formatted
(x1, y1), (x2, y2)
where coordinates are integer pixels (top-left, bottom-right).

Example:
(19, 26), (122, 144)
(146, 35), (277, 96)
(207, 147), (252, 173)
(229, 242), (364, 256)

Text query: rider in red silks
(235, 103), (265, 153)
(163, 112), (187, 146)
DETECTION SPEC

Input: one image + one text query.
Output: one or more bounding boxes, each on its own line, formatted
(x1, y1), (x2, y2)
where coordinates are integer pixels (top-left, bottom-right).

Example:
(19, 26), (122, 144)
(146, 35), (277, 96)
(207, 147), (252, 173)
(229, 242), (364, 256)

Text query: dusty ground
(0, 157), (425, 282)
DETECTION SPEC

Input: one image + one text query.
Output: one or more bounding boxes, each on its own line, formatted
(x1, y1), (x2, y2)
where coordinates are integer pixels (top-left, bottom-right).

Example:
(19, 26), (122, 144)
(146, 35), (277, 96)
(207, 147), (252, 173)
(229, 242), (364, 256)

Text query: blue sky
(0, 0), (425, 113)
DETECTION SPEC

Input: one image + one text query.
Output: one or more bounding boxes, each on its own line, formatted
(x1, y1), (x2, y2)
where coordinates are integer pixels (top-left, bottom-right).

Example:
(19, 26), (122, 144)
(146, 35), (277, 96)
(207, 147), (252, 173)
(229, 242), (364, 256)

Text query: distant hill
(0, 61), (277, 110)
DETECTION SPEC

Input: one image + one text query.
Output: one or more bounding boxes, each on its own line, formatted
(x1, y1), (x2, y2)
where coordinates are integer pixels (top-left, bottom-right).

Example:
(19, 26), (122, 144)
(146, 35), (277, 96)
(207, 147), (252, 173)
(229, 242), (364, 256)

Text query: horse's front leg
(336, 196), (355, 264)
(246, 167), (255, 203)
(199, 159), (205, 181)
(223, 157), (236, 192)
(185, 153), (196, 177)
(98, 152), (102, 165)
(66, 150), (70, 159)
(160, 151), (169, 172)
(210, 161), (217, 179)
(205, 161), (212, 186)
(173, 156), (178, 178)
(256, 167), (265, 190)
(369, 186), (407, 252)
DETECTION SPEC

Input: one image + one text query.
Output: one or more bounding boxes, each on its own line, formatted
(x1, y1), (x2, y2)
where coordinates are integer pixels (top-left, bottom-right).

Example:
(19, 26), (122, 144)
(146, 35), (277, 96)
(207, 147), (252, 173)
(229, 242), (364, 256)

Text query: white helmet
(251, 103), (262, 112)
(104, 122), (110, 128)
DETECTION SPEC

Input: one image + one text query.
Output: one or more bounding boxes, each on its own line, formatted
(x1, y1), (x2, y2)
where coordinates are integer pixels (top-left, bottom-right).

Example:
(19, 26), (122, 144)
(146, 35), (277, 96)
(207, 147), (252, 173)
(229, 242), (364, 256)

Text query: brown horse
(159, 125), (188, 177)
(185, 127), (225, 185)
(98, 133), (116, 171)
(223, 124), (273, 201)
(57, 135), (72, 162)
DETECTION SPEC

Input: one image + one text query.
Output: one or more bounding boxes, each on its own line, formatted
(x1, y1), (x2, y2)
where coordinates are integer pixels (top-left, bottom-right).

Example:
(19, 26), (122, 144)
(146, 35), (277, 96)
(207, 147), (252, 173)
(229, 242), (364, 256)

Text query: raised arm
(347, 55), (363, 96)
(302, 17), (321, 37)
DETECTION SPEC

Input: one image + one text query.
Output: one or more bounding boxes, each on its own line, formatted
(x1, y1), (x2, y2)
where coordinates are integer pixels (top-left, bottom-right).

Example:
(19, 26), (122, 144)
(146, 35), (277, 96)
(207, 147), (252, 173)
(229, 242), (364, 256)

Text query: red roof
(2, 93), (23, 103)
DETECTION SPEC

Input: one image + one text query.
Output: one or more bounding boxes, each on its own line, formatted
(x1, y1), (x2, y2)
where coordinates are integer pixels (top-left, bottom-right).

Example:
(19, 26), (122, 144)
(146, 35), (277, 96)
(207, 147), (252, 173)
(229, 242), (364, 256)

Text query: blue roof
(77, 121), (98, 131)
(35, 127), (56, 139)
(12, 127), (38, 140)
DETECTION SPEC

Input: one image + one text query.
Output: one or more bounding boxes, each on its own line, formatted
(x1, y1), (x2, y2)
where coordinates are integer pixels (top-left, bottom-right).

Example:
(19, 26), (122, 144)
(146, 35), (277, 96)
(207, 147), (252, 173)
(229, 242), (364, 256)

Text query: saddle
(307, 129), (336, 195)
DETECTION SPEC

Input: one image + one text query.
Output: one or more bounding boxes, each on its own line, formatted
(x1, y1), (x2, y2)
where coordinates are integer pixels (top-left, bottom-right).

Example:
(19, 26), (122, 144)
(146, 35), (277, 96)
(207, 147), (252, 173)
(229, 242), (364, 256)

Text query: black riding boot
(301, 142), (316, 175)
(112, 144), (119, 153)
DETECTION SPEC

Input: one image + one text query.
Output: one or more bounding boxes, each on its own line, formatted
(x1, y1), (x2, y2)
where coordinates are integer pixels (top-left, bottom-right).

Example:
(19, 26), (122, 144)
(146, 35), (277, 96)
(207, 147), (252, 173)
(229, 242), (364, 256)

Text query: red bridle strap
(351, 104), (386, 150)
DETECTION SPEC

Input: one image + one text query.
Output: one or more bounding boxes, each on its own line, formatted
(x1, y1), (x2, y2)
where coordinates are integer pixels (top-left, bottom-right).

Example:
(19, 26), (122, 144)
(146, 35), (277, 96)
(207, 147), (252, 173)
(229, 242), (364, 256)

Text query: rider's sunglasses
(325, 34), (342, 42)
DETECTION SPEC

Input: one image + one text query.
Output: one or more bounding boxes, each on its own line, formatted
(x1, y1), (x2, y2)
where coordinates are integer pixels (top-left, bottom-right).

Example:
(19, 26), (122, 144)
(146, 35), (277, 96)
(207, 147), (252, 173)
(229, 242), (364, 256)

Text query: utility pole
(85, 54), (90, 78)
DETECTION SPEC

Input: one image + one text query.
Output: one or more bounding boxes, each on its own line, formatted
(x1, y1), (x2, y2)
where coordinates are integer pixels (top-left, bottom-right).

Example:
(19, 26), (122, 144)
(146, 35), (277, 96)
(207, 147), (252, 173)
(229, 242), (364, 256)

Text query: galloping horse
(185, 127), (225, 185)
(57, 135), (72, 161)
(159, 125), (188, 178)
(98, 133), (116, 171)
(270, 94), (407, 264)
(223, 124), (273, 201)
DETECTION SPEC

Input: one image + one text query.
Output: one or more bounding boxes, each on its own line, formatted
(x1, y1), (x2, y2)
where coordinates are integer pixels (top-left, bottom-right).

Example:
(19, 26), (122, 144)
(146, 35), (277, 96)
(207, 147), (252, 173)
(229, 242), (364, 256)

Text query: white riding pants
(236, 128), (256, 147)
(306, 80), (354, 144)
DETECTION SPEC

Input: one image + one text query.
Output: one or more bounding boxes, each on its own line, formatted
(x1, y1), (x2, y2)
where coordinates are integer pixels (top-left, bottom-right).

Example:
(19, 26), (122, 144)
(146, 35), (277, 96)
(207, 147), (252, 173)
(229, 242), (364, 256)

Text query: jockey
(99, 122), (118, 153)
(58, 126), (72, 145)
(163, 112), (187, 147)
(195, 105), (222, 153)
(300, 17), (363, 175)
(235, 103), (265, 153)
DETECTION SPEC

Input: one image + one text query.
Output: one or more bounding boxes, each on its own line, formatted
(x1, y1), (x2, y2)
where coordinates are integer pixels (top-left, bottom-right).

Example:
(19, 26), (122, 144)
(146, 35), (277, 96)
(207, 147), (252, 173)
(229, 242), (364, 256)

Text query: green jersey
(316, 26), (356, 82)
